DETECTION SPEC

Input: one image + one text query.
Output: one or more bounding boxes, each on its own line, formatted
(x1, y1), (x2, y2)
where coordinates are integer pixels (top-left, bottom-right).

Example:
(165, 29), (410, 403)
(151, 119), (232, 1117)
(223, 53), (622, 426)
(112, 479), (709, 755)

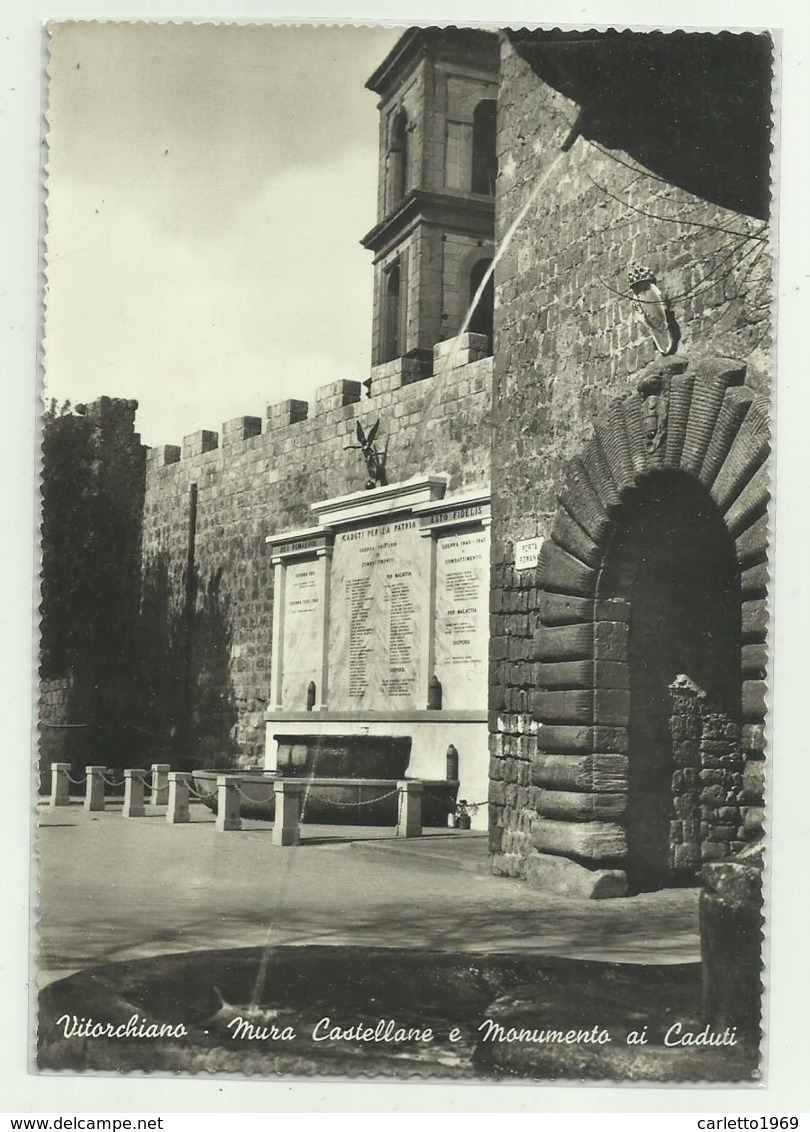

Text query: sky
(43, 21), (402, 447)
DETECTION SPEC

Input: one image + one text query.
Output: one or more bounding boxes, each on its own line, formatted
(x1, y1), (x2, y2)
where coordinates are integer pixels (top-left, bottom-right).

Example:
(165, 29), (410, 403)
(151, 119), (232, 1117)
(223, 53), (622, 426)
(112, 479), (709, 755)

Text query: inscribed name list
(434, 527), (489, 708)
(281, 559), (322, 708)
(328, 520), (428, 710)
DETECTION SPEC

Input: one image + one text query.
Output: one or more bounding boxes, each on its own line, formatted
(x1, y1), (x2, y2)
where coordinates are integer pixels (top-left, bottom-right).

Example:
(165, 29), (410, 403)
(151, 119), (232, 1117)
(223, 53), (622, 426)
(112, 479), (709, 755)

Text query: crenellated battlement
(146, 333), (492, 473)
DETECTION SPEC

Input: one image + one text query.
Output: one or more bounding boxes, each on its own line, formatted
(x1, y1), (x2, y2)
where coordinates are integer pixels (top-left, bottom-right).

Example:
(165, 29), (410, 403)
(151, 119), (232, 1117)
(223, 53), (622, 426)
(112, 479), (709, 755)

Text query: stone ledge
(524, 852), (627, 899)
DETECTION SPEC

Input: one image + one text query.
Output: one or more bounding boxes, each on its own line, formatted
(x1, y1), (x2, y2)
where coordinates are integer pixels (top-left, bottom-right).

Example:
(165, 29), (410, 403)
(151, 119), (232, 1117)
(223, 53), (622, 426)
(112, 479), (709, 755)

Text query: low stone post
(84, 766), (106, 812)
(149, 763), (171, 807)
(397, 780), (423, 838)
(272, 780), (302, 846)
(123, 769), (146, 818)
(49, 762), (71, 808)
(167, 771), (192, 824)
(216, 775), (242, 832)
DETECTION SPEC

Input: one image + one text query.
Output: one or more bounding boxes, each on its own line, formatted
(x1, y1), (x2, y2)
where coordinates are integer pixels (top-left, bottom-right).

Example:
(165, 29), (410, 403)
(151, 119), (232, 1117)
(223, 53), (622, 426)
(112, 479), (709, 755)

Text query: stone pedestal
(215, 775), (242, 832)
(700, 841), (764, 1044)
(272, 780), (302, 846)
(49, 762), (71, 808)
(123, 769), (146, 818)
(84, 765), (106, 812)
(149, 763), (171, 806)
(397, 780), (423, 838)
(167, 771), (192, 824)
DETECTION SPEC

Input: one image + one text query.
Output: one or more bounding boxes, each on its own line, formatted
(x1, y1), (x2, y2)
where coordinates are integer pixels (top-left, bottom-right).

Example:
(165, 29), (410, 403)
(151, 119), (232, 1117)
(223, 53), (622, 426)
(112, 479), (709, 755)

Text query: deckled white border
(4, 0), (810, 1116)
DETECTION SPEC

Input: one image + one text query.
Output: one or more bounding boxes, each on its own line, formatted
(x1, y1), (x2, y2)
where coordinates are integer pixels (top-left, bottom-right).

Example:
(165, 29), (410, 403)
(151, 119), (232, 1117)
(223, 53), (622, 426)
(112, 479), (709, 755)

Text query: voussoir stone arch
(520, 352), (770, 874)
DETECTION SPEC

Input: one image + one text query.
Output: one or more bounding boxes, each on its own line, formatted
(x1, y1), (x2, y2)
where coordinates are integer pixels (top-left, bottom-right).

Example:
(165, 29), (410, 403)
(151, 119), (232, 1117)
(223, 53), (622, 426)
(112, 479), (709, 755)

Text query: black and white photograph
(12, 5), (806, 1103)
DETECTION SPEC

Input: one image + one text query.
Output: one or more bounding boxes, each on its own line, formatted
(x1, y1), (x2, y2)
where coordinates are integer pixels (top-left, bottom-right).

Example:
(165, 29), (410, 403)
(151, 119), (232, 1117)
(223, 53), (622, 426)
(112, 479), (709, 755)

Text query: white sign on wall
(515, 536), (544, 571)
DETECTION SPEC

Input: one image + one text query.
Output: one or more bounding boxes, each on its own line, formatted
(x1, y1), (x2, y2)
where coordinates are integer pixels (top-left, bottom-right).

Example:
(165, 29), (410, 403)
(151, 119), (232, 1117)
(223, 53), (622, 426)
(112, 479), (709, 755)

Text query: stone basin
(192, 769), (458, 826)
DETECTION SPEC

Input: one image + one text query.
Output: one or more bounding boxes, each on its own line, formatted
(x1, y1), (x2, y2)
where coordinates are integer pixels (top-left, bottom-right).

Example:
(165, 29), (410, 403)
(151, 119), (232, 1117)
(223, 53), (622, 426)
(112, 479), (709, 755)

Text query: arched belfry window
(471, 100), (497, 196)
(467, 257), (494, 350)
(389, 109), (410, 208)
(383, 260), (403, 362)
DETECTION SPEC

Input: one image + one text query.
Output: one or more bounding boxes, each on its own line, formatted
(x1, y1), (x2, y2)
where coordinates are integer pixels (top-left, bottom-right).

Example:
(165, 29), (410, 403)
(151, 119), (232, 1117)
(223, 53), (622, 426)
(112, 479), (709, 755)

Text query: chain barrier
(65, 771), (87, 786)
(422, 789), (489, 813)
(99, 772), (124, 788)
(187, 780), (218, 801)
(234, 782), (274, 804)
(303, 787), (402, 809)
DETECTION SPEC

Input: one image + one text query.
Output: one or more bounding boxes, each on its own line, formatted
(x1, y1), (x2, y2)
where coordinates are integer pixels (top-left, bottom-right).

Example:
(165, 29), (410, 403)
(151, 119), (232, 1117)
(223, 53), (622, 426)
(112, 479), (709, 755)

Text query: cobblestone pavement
(37, 801), (700, 987)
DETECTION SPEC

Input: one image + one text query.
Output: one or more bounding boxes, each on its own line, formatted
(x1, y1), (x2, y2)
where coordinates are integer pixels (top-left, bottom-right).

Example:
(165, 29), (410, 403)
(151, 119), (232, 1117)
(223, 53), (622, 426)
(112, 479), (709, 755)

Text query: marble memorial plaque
(328, 518), (429, 710)
(280, 558), (323, 708)
(433, 527), (490, 708)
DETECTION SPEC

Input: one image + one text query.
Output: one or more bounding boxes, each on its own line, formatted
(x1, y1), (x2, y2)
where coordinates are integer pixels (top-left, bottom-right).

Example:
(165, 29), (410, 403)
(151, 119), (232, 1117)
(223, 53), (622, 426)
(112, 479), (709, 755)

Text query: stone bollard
(149, 763), (171, 807)
(215, 775), (242, 832)
(84, 766), (106, 812)
(167, 771), (192, 824)
(397, 780), (423, 838)
(123, 769), (146, 818)
(49, 762), (71, 808)
(272, 780), (302, 846)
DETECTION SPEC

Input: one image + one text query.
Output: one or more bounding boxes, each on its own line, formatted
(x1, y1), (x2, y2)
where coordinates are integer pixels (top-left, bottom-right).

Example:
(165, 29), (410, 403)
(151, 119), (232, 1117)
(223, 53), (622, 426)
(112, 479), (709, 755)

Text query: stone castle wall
(487, 37), (771, 881)
(142, 345), (492, 768)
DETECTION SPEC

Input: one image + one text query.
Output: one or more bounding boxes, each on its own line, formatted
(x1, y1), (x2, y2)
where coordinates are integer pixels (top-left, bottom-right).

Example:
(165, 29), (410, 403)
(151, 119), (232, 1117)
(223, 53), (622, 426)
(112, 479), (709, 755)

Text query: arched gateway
(491, 354), (769, 895)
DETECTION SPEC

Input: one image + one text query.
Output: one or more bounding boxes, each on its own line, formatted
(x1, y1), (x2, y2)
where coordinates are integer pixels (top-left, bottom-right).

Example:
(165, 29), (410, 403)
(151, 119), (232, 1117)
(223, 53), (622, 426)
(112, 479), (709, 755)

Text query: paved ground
(37, 800), (700, 988)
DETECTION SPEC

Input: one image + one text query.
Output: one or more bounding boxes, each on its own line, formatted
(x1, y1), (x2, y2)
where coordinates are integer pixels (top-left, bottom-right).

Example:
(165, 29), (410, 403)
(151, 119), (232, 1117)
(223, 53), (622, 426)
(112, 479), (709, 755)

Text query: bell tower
(362, 28), (500, 376)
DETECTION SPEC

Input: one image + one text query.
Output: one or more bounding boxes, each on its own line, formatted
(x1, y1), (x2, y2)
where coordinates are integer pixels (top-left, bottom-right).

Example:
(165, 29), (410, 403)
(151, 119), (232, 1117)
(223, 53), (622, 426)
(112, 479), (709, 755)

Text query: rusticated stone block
(681, 366), (745, 476)
(724, 461), (770, 537)
(582, 437), (621, 512)
(735, 514), (769, 569)
(664, 372), (695, 469)
(537, 659), (594, 689)
(537, 539), (596, 598)
(621, 393), (650, 479)
(530, 817), (627, 861)
(539, 725), (628, 755)
(741, 643), (767, 678)
(742, 597), (764, 642)
(711, 424), (769, 512)
(742, 758), (765, 802)
(593, 599), (631, 622)
(489, 780), (506, 805)
(534, 788), (626, 820)
(594, 406), (635, 496)
(699, 385), (755, 488)
(558, 457), (611, 544)
(532, 753), (629, 792)
(533, 622), (592, 661)
(524, 852), (627, 899)
(593, 688), (630, 726)
(536, 591), (594, 626)
(594, 621), (629, 663)
(740, 561), (768, 598)
(533, 688), (592, 724)
(550, 507), (601, 568)
(742, 679), (767, 721)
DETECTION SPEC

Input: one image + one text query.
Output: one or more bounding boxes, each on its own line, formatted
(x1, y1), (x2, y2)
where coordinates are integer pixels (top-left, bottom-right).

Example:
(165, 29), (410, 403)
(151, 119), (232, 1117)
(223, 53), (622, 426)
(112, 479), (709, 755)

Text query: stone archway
(504, 353), (769, 893)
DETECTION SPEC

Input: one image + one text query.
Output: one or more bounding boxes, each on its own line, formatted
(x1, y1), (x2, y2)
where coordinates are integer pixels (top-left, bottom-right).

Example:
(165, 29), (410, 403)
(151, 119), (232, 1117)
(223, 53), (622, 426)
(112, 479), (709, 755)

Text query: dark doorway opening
(598, 473), (741, 892)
